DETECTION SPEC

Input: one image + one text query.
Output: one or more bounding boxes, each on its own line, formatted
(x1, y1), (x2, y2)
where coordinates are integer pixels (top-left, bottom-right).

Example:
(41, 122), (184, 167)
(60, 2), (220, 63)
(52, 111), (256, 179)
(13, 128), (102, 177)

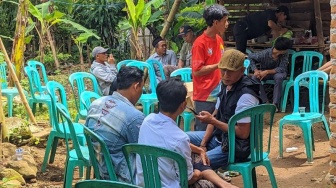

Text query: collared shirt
(90, 60), (117, 96)
(136, 112), (194, 188)
(148, 50), (177, 79)
(248, 48), (288, 73)
(85, 92), (145, 183)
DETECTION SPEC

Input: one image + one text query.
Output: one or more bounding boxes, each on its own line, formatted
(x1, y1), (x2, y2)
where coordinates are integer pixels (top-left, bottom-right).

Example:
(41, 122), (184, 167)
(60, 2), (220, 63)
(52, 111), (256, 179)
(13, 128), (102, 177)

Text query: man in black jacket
(187, 49), (263, 170)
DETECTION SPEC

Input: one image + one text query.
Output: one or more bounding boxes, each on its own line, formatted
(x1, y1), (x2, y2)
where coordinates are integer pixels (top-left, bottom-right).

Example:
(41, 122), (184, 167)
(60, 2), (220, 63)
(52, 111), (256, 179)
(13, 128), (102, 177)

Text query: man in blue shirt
(85, 66), (145, 183)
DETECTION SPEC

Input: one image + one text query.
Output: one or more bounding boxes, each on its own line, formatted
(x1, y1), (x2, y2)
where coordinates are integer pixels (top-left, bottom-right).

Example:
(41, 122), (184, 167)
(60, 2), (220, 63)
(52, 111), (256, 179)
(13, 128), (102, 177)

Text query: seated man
(137, 78), (237, 188)
(248, 37), (292, 111)
(90, 46), (118, 96)
(148, 36), (178, 81)
(187, 49), (262, 170)
(178, 25), (196, 68)
(85, 66), (145, 183)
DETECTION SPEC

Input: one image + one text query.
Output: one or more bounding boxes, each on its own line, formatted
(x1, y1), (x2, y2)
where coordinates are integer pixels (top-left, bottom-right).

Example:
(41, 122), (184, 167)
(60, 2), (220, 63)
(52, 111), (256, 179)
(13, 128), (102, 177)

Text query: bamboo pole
(159, 0), (182, 39)
(0, 38), (37, 126)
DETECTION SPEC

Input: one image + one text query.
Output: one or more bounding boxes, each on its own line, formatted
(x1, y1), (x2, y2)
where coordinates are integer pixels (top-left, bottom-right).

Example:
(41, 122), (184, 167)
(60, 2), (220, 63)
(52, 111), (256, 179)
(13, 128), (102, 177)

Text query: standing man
(85, 66), (145, 183)
(187, 49), (262, 170)
(233, 5), (290, 53)
(90, 46), (118, 95)
(148, 36), (178, 80)
(248, 37), (292, 111)
(178, 25), (197, 68)
(192, 4), (229, 131)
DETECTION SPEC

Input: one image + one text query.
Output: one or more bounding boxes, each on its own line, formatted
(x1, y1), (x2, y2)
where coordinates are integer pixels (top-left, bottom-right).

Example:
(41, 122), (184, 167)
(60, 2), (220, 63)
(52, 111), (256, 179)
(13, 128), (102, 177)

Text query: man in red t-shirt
(192, 4), (229, 131)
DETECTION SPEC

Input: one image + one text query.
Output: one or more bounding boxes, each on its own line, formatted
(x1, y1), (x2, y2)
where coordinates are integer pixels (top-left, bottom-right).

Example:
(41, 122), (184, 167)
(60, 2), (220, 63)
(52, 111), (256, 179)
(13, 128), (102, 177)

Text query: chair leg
(279, 120), (284, 158)
(7, 95), (13, 117)
(64, 161), (75, 188)
(85, 165), (91, 180)
(322, 115), (331, 139)
(252, 167), (257, 188)
(281, 84), (292, 112)
(240, 167), (254, 188)
(264, 161), (278, 188)
(49, 137), (59, 163)
(41, 133), (56, 172)
(301, 123), (314, 163)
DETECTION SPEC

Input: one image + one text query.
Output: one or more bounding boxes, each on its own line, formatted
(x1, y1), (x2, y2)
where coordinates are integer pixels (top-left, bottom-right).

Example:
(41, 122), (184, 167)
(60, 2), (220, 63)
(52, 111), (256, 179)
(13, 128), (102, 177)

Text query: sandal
(216, 171), (232, 182)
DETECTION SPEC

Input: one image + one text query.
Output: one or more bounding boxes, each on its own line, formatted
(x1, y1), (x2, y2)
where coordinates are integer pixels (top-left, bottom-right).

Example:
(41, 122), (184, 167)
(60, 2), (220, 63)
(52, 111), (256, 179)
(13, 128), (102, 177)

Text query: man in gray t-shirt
(178, 25), (196, 68)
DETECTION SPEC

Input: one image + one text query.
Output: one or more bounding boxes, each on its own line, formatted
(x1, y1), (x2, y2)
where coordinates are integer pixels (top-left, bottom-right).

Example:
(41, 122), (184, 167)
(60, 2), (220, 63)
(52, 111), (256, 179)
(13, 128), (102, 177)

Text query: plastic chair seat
(69, 146), (90, 160)
(281, 112), (322, 122)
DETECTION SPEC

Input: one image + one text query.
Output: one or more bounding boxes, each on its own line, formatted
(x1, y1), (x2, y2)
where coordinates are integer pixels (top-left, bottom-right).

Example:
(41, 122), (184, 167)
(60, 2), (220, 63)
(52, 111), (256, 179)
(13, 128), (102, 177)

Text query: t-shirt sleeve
(235, 94), (259, 123)
(174, 137), (194, 181)
(191, 43), (206, 71)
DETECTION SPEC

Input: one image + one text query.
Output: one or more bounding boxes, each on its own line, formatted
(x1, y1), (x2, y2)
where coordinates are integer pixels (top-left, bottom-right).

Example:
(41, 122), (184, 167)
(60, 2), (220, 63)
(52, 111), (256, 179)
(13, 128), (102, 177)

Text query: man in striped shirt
(248, 37), (292, 111)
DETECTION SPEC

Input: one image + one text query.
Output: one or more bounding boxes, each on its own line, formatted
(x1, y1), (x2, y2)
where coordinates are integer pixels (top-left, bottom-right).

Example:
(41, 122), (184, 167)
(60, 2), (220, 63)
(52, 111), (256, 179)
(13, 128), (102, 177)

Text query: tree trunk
(159, 0), (182, 39)
(10, 0), (29, 83)
(87, 45), (91, 65)
(47, 29), (60, 69)
(0, 38), (38, 126)
(79, 48), (84, 71)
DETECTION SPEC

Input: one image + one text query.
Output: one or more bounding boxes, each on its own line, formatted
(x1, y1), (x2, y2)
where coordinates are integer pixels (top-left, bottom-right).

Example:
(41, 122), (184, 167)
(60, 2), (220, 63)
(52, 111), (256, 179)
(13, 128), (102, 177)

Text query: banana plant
(28, 1), (99, 69)
(119, 0), (164, 60)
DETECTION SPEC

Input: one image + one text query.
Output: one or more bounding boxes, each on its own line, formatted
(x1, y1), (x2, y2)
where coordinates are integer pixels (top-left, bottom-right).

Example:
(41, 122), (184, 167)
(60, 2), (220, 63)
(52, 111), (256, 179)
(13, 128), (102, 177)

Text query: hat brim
(218, 65), (244, 71)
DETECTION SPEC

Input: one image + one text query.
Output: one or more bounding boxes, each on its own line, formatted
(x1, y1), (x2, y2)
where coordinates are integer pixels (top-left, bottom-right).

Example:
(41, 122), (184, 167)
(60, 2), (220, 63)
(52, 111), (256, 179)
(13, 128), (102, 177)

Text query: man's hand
(108, 54), (115, 64)
(196, 111), (214, 124)
(253, 69), (261, 77)
(258, 70), (269, 80)
(200, 149), (210, 166)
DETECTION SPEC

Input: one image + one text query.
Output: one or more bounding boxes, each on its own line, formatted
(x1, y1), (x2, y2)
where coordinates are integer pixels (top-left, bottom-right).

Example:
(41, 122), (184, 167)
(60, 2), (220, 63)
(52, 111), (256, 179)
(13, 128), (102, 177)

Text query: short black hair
(203, 4), (229, 27)
(117, 66), (144, 90)
(152, 36), (165, 48)
(273, 37), (292, 51)
(157, 78), (187, 113)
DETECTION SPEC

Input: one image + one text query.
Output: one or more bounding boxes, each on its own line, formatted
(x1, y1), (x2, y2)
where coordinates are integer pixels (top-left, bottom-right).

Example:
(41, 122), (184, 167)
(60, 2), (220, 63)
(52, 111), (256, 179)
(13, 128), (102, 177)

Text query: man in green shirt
(178, 25), (197, 68)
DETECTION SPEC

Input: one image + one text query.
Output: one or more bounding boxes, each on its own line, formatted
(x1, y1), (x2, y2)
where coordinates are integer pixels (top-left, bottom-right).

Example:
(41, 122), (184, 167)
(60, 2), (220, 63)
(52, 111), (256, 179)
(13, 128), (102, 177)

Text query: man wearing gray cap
(91, 46), (118, 96)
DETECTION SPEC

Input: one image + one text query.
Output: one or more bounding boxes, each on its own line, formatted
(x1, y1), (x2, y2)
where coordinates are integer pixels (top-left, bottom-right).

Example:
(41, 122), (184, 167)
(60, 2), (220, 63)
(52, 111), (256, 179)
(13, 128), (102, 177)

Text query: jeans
(186, 131), (229, 170)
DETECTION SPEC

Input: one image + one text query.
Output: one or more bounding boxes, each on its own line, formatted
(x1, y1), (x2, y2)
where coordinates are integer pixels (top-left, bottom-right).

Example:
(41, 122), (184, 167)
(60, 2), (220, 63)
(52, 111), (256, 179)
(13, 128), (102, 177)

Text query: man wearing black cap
(233, 5), (290, 53)
(148, 36), (178, 81)
(178, 25), (196, 68)
(90, 46), (118, 96)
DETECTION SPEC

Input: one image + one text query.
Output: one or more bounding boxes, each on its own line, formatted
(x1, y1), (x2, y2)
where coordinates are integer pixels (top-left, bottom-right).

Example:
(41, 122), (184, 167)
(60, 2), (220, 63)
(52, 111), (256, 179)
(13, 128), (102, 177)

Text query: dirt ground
(14, 111), (330, 188)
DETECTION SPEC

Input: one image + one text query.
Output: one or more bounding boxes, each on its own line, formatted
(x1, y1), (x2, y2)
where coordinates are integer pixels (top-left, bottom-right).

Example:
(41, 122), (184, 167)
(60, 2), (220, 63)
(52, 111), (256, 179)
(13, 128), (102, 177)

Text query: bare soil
(17, 112), (330, 188)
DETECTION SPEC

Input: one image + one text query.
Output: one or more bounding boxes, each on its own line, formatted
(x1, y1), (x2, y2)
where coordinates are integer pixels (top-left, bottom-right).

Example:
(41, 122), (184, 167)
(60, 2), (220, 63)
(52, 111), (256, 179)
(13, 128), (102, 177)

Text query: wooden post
(0, 38), (37, 126)
(313, 0), (325, 54)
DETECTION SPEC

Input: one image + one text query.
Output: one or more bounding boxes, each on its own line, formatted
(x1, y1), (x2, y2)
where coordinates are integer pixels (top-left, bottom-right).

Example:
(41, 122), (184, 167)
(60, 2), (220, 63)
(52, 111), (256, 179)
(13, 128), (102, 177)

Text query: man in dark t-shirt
(233, 5), (290, 53)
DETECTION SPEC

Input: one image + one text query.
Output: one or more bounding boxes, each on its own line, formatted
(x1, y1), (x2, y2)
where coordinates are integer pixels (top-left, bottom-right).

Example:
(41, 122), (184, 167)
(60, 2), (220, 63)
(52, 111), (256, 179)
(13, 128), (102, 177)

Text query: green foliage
(9, 120), (32, 145)
(33, 52), (74, 71)
(0, 52), (4, 62)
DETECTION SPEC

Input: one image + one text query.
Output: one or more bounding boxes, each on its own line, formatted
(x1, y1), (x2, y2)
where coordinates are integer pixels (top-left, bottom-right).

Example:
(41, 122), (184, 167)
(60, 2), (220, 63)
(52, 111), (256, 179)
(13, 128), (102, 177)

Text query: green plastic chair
(281, 50), (323, 112)
(117, 60), (143, 71)
(226, 104), (277, 188)
(0, 63), (19, 117)
(27, 60), (49, 88)
(170, 67), (192, 82)
(24, 66), (54, 126)
(80, 91), (101, 110)
(42, 81), (85, 173)
(244, 59), (250, 75)
(122, 144), (188, 188)
(75, 180), (141, 188)
(56, 102), (91, 188)
(170, 67), (194, 131)
(126, 61), (158, 116)
(69, 72), (101, 122)
(83, 126), (118, 181)
(146, 59), (166, 81)
(279, 70), (330, 163)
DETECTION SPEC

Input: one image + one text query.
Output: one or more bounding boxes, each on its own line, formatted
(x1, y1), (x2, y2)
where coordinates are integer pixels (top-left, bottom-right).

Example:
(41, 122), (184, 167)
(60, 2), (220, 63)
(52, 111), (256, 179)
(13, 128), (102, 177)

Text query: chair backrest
(46, 81), (69, 129)
(170, 67), (192, 82)
(293, 70), (328, 114)
(56, 102), (87, 161)
(227, 104), (276, 164)
(117, 60), (143, 71)
(291, 51), (323, 76)
(27, 60), (49, 85)
(24, 66), (46, 99)
(126, 61), (157, 94)
(83, 126), (118, 181)
(80, 91), (101, 110)
(75, 180), (141, 188)
(243, 59), (250, 75)
(246, 48), (253, 55)
(122, 144), (188, 188)
(69, 72), (101, 114)
(146, 59), (166, 81)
